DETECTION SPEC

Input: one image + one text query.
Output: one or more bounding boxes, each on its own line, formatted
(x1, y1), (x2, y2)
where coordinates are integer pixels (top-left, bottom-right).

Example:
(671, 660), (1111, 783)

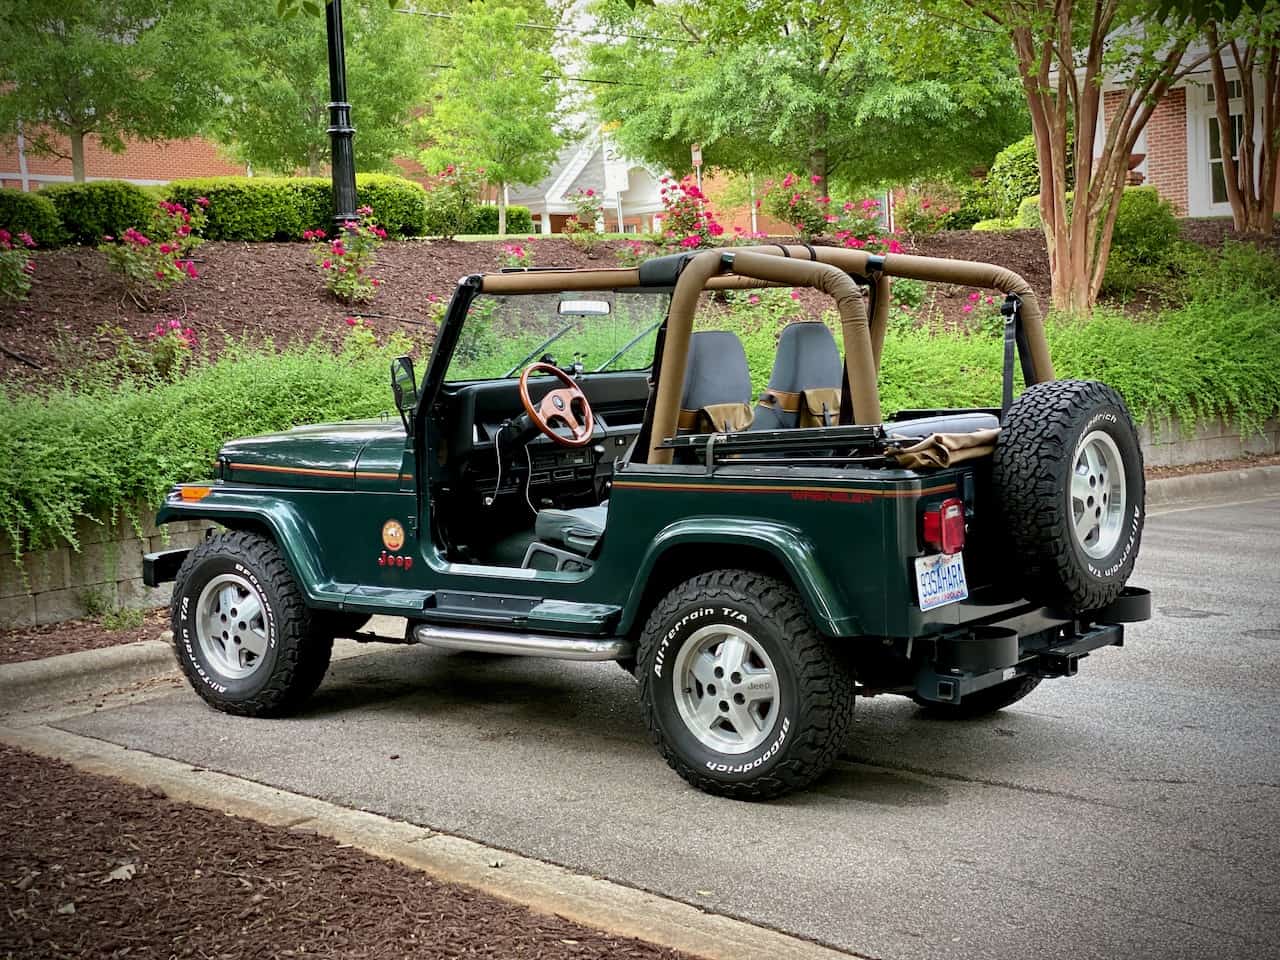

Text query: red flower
(789, 290), (801, 300)
(345, 316), (358, 326)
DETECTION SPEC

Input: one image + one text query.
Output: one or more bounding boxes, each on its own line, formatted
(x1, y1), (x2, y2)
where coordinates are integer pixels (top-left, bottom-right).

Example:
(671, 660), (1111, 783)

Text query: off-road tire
(171, 530), (330, 717)
(914, 676), (1041, 719)
(993, 379), (1144, 612)
(636, 570), (855, 799)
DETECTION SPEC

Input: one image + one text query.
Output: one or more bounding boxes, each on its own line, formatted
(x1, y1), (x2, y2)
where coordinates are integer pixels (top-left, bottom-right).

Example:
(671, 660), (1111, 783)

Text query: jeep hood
(219, 419), (408, 490)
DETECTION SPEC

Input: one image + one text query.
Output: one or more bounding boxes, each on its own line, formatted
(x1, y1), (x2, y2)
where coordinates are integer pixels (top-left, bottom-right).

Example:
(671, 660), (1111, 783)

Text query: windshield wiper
(595, 319), (663, 372)
(503, 319), (582, 378)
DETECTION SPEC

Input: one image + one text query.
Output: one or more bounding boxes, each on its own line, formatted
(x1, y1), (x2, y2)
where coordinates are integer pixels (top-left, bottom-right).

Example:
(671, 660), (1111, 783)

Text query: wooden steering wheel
(518, 361), (595, 448)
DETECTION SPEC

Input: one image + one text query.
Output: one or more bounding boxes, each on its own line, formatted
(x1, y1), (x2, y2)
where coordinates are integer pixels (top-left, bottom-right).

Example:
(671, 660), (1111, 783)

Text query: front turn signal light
(180, 486), (212, 501)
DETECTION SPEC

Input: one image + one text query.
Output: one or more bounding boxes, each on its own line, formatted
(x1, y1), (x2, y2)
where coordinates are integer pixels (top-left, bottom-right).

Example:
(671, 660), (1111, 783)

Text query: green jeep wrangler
(147, 245), (1151, 799)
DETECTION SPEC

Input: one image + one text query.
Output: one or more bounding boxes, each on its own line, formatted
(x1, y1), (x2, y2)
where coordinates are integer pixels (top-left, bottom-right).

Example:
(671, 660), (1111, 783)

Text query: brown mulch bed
(1, 237), (635, 384)
(0, 608), (168, 666)
(0, 743), (689, 960)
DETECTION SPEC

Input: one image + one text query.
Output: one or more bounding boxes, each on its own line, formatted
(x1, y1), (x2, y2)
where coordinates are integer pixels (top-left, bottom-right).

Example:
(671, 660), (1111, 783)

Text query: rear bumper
(143, 548), (190, 587)
(914, 587), (1150, 705)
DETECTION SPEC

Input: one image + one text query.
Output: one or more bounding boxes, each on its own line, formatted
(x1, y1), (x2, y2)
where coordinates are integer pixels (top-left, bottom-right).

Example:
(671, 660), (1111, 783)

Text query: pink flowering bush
(498, 242), (534, 269)
(614, 238), (649, 267)
(897, 187), (958, 235)
(759, 176), (907, 254)
(761, 173), (830, 240)
(147, 318), (198, 378)
(657, 176), (724, 249)
(565, 189), (605, 256)
(0, 228), (37, 303)
(99, 198), (207, 304)
(565, 188), (603, 233)
(306, 205), (385, 304)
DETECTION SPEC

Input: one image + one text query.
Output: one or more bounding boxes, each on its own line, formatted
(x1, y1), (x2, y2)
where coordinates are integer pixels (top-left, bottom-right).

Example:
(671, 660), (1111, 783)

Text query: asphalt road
(61, 497), (1280, 960)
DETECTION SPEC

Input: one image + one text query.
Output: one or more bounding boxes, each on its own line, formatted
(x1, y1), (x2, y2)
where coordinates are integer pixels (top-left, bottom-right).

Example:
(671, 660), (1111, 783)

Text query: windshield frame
(432, 280), (672, 389)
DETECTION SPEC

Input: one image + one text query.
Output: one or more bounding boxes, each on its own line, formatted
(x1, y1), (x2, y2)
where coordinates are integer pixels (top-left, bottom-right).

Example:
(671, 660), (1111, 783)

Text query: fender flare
(618, 517), (861, 637)
(156, 492), (328, 601)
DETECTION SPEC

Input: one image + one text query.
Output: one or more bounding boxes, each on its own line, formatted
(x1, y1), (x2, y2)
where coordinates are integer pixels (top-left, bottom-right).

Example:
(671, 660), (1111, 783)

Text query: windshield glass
(445, 289), (669, 382)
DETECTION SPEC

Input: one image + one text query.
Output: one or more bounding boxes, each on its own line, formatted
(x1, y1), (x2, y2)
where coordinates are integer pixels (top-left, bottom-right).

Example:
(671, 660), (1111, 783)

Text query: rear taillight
(922, 497), (966, 555)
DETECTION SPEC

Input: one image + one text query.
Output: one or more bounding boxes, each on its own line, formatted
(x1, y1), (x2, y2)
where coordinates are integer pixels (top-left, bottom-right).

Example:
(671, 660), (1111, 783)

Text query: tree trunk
(809, 111), (829, 185)
(497, 183), (507, 236)
(70, 131), (86, 182)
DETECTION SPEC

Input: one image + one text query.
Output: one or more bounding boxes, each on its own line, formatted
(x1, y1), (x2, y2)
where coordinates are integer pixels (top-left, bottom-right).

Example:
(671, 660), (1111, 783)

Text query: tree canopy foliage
(212, 0), (428, 175)
(583, 0), (1027, 191)
(0, 0), (230, 181)
(416, 3), (565, 234)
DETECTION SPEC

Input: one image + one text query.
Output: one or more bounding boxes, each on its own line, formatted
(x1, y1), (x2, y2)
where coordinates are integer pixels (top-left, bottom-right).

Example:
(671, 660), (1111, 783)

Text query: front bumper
(914, 587), (1151, 705)
(143, 548), (190, 587)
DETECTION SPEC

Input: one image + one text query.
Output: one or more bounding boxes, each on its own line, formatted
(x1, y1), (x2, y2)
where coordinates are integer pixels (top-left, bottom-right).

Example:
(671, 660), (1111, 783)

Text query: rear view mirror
(558, 299), (611, 316)
(390, 356), (417, 428)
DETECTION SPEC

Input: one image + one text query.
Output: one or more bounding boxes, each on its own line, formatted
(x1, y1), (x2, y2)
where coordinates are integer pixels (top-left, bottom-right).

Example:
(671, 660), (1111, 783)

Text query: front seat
(752, 322), (842, 430)
(534, 502), (608, 558)
(678, 330), (754, 433)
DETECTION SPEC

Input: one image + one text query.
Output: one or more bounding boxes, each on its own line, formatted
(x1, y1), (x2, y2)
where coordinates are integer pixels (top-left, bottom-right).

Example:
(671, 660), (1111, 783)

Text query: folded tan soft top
(888, 428), (1001, 469)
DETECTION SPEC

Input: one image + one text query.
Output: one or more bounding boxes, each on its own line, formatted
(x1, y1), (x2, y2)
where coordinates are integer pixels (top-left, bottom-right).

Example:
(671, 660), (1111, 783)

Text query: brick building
(0, 131), (246, 192)
(1103, 65), (1278, 218)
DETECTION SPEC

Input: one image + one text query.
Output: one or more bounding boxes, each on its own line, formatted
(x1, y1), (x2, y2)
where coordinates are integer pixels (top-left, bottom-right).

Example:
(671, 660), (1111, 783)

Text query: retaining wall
(1, 415), (1276, 627)
(1, 513), (213, 628)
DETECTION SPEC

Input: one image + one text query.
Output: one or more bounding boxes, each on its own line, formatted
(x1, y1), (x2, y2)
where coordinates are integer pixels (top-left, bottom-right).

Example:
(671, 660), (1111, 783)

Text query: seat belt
(1000, 294), (1021, 420)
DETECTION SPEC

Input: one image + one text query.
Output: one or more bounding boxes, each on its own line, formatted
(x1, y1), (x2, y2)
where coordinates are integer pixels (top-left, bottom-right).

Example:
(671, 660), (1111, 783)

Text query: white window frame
(1186, 77), (1253, 217)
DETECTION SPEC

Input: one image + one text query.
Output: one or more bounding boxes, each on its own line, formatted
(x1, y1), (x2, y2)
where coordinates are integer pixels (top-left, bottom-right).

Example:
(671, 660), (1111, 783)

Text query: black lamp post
(325, 0), (358, 225)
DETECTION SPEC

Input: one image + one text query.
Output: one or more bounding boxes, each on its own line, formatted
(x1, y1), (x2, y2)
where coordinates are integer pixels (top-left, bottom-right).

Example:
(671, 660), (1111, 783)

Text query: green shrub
(1109, 186), (1178, 266)
(42, 181), (153, 246)
(972, 217), (1019, 231)
(1099, 188), (1183, 296)
(941, 178), (999, 230)
(986, 135), (1072, 220)
(0, 342), (397, 559)
(354, 174), (427, 238)
(168, 175), (426, 241)
(1016, 195), (1042, 230)
(0, 189), (64, 246)
(165, 177), (329, 241)
(463, 204), (534, 235)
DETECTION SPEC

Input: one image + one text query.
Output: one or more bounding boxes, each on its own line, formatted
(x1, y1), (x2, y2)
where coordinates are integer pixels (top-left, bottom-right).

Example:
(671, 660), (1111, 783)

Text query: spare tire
(992, 379), (1144, 612)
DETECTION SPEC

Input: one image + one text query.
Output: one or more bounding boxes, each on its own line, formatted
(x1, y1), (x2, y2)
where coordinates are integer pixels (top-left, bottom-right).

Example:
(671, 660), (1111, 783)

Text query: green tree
(0, 0), (230, 182)
(417, 4), (563, 235)
(949, 1), (1217, 311)
(584, 0), (1027, 191)
(213, 0), (428, 175)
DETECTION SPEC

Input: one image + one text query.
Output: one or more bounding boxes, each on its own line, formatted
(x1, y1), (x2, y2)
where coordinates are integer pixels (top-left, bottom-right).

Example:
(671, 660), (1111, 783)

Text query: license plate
(914, 552), (969, 611)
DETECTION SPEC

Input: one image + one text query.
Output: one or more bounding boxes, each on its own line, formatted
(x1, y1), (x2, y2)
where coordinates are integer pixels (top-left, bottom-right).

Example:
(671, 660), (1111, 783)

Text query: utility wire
(396, 7), (694, 45)
(419, 61), (648, 87)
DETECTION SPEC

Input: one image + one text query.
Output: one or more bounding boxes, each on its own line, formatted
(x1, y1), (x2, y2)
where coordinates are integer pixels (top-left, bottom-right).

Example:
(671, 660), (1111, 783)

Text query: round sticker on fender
(382, 519), (405, 551)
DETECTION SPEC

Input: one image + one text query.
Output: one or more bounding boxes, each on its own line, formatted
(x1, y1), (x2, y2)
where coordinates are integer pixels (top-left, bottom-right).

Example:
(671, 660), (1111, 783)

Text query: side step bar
(412, 624), (633, 662)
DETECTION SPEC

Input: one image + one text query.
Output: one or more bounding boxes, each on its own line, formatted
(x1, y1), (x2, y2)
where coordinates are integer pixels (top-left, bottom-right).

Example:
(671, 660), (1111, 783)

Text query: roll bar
(473, 244), (1052, 465)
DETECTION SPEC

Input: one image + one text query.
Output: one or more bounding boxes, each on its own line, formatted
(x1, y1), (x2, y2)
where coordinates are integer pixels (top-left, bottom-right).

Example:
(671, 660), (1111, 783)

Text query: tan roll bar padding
(648, 250), (724, 465)
(738, 246), (1053, 384)
(480, 268), (641, 293)
(648, 249), (882, 463)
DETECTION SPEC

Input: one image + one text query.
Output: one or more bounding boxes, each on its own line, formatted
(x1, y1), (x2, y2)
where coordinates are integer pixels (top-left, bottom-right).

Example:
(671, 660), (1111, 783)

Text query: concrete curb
(0, 639), (177, 713)
(0, 723), (860, 960)
(1147, 464), (1280, 508)
(0, 623), (396, 715)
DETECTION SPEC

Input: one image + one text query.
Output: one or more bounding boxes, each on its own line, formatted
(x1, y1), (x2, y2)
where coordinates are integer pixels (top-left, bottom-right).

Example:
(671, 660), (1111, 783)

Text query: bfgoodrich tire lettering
(637, 569), (855, 799)
(171, 530), (330, 717)
(993, 379), (1145, 612)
